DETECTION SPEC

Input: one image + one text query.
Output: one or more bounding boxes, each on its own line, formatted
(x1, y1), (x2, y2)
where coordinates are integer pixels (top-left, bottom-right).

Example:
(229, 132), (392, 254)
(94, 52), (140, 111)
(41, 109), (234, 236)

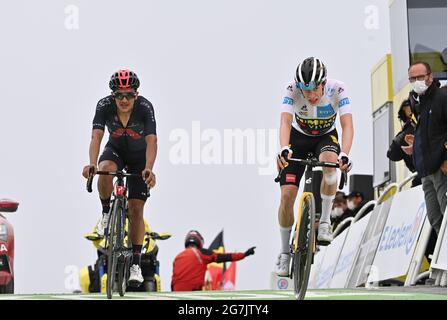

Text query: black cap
(334, 191), (346, 202)
(344, 191), (364, 199)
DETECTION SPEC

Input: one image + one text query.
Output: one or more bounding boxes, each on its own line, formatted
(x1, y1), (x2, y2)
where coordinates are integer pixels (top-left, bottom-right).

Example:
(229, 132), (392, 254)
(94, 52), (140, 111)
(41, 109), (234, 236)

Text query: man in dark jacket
(387, 99), (421, 187)
(402, 61), (447, 235)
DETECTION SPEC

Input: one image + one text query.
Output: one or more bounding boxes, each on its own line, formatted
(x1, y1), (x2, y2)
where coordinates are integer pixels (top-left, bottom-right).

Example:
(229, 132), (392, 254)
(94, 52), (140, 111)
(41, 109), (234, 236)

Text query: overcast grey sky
(0, 0), (390, 293)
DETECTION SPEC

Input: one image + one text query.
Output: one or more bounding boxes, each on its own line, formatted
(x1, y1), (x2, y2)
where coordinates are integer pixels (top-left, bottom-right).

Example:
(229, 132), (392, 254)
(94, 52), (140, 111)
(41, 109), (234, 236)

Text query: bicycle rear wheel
(292, 192), (316, 300)
(106, 199), (122, 299)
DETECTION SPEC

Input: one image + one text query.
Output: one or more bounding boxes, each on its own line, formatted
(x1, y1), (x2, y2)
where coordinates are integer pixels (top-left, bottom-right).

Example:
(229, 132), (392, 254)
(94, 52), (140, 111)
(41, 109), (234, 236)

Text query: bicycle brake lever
(86, 166), (95, 193)
(144, 171), (152, 197)
(338, 171), (347, 190)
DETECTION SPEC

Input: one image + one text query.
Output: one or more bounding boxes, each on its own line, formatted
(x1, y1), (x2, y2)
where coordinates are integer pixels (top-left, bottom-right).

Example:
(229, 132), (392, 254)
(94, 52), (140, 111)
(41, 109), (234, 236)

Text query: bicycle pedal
(128, 280), (143, 288)
(85, 233), (104, 241)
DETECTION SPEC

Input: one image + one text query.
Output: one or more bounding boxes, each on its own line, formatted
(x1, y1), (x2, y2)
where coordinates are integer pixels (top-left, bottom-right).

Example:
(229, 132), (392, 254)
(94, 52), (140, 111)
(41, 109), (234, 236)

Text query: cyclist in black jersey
(82, 69), (157, 286)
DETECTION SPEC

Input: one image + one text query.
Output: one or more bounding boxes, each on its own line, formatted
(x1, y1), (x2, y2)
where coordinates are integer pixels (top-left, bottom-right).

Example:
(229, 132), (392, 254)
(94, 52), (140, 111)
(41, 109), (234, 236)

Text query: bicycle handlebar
(86, 169), (151, 197)
(95, 171), (142, 177)
(274, 157), (347, 190)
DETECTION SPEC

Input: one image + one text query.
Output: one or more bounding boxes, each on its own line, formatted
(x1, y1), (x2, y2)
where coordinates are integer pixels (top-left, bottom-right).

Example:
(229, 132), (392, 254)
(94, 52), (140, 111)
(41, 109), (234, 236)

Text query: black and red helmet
(184, 230), (204, 249)
(109, 69), (140, 91)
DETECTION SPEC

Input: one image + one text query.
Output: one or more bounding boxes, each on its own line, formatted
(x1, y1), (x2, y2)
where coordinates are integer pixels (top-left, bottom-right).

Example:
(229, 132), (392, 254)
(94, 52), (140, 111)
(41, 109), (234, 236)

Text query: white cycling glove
(278, 146), (293, 160)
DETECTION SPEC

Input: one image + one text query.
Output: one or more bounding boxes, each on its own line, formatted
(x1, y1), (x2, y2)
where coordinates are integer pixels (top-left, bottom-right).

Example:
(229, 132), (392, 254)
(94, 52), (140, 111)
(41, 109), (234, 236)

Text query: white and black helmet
(295, 57), (327, 90)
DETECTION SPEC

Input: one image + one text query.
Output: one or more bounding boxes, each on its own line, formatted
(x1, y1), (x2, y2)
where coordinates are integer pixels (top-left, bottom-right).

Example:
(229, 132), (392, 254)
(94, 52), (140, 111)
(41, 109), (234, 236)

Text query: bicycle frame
(86, 169), (147, 299)
(107, 173), (132, 257)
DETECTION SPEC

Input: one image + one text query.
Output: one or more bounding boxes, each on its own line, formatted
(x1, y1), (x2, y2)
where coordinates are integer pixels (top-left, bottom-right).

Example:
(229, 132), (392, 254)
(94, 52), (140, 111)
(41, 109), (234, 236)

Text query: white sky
(0, 0), (391, 293)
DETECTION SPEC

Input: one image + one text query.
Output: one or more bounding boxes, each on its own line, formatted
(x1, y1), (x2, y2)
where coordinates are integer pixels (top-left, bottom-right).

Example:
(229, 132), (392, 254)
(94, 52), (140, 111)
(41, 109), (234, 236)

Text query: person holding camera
(387, 99), (421, 187)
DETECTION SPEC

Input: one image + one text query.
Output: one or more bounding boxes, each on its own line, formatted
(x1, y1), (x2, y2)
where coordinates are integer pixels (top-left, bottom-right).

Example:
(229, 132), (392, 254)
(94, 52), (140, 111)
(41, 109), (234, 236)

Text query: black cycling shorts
(98, 144), (148, 201)
(279, 128), (340, 187)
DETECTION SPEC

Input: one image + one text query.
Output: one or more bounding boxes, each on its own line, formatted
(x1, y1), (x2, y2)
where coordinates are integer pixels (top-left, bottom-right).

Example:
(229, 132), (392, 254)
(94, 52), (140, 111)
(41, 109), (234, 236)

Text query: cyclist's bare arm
(339, 113), (353, 155)
(143, 134), (157, 186)
(144, 134), (157, 171)
(82, 129), (104, 178)
(339, 113), (354, 171)
(278, 112), (293, 169)
(89, 129), (104, 166)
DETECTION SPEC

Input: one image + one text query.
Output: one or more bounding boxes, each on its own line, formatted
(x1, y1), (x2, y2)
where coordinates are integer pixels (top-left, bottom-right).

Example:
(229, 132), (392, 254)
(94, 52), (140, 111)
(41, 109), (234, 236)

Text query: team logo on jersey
(327, 88), (335, 97)
(295, 113), (337, 136)
(98, 98), (112, 107)
(298, 105), (309, 116)
(339, 97), (350, 108)
(317, 104), (335, 117)
(111, 128), (142, 140)
(286, 85), (293, 92)
(338, 87), (345, 94)
(283, 97), (294, 105)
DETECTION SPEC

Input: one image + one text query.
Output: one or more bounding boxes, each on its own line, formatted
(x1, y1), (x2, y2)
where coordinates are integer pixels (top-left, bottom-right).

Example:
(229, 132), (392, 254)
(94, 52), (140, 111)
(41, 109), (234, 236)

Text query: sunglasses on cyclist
(297, 81), (318, 91)
(113, 92), (137, 100)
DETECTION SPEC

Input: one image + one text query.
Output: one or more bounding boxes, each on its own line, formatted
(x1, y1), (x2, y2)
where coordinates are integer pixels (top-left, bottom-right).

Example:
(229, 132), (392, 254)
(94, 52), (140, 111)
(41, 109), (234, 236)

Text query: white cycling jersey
(281, 78), (352, 136)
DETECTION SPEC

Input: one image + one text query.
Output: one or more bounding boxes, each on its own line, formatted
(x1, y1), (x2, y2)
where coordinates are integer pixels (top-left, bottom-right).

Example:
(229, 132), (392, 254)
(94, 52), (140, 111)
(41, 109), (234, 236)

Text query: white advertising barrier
(308, 246), (328, 289)
(346, 199), (393, 287)
(431, 203), (447, 272)
(329, 213), (371, 288)
(310, 228), (349, 289)
(372, 186), (427, 281)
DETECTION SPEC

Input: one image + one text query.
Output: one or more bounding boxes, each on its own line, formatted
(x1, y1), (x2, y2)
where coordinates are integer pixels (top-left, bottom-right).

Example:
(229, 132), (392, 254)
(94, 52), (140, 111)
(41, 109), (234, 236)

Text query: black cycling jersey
(92, 95), (156, 153)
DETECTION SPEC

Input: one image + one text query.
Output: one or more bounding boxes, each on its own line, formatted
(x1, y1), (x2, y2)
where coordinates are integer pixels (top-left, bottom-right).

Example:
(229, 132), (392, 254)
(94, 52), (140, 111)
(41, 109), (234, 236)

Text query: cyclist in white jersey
(275, 57), (354, 276)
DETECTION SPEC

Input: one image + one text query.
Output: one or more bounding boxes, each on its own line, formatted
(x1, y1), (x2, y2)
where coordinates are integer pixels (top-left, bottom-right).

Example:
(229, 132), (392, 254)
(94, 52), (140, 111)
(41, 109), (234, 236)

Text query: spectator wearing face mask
(345, 191), (366, 213)
(330, 191), (348, 231)
(331, 190), (372, 232)
(402, 62), (447, 237)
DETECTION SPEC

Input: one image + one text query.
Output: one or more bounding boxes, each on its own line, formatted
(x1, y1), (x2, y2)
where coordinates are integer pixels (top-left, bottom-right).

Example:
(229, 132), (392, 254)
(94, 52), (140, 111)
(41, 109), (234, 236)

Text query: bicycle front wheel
(292, 192), (316, 300)
(106, 199), (122, 299)
(118, 216), (131, 297)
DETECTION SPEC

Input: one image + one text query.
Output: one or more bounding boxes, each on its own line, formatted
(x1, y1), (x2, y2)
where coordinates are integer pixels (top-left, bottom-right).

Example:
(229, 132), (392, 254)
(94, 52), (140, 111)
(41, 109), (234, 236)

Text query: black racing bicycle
(87, 168), (150, 299)
(275, 153), (347, 300)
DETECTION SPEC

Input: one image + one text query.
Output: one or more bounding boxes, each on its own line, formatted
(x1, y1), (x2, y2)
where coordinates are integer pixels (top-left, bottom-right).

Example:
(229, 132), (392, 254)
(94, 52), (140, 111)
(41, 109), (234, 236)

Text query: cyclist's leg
(126, 153), (148, 284)
(98, 146), (125, 212)
(316, 131), (341, 235)
(277, 166), (304, 276)
(276, 129), (308, 275)
(95, 147), (125, 237)
(278, 185), (298, 250)
(127, 199), (145, 266)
